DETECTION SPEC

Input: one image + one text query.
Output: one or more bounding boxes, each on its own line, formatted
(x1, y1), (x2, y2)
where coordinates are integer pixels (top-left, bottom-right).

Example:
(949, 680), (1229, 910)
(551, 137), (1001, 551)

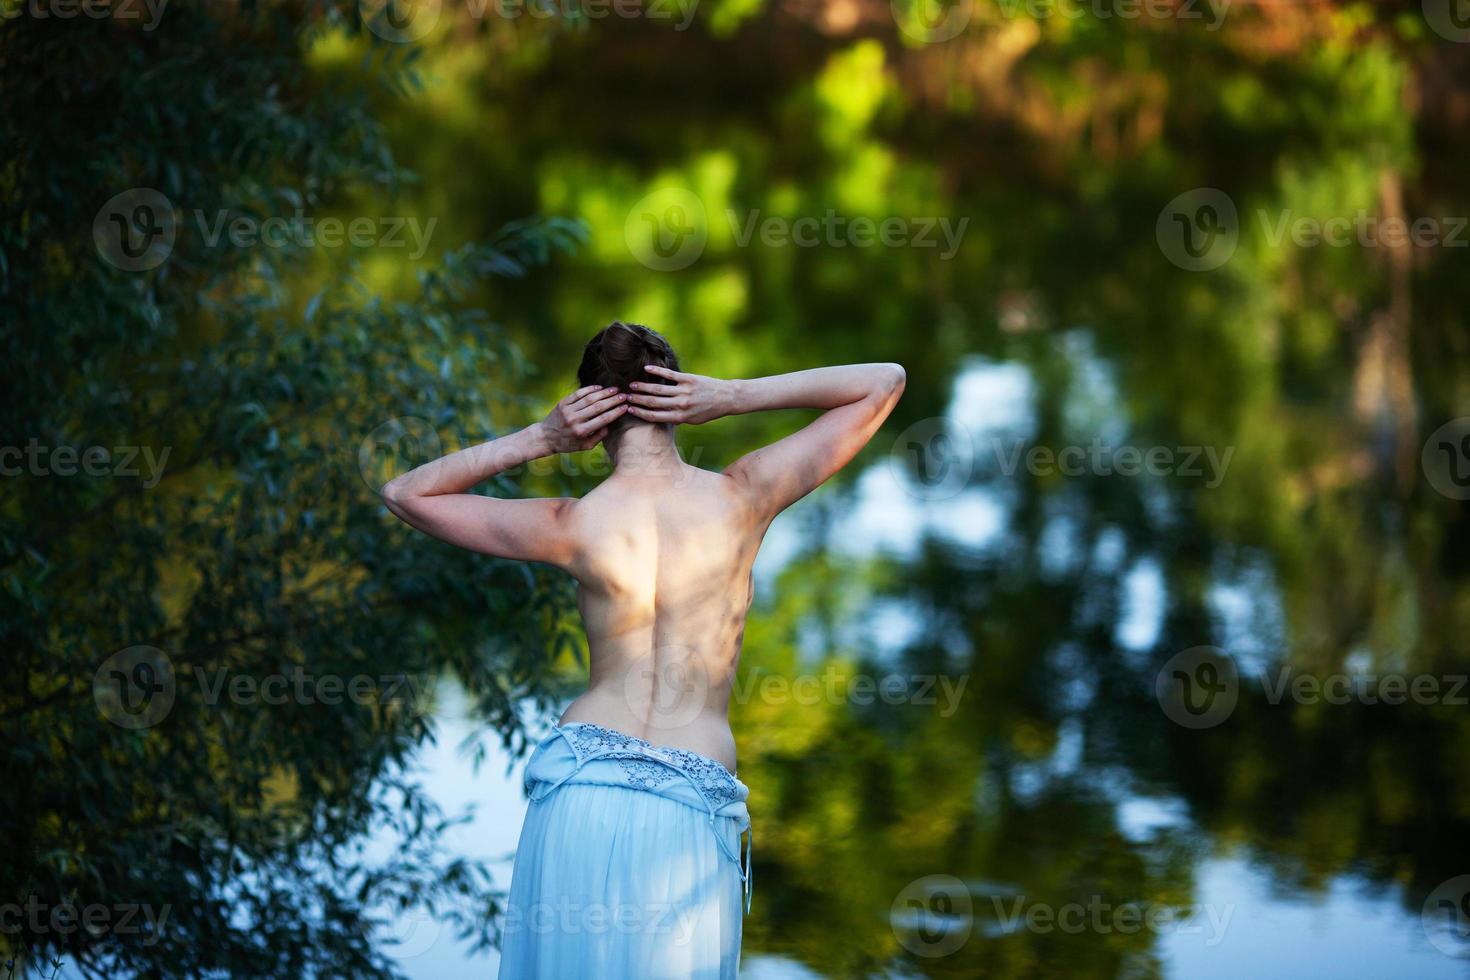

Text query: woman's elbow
(875, 362), (906, 397)
(380, 478), (414, 520)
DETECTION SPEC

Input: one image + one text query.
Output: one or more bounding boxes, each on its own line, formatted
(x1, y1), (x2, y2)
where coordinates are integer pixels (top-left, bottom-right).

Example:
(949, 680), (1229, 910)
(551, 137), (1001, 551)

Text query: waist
(560, 689), (737, 771)
(524, 721), (756, 913)
(527, 721), (747, 811)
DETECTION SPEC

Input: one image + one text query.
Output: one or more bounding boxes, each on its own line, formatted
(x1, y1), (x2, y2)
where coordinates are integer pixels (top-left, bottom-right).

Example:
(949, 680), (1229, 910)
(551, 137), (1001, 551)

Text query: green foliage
(1, 5), (586, 977)
(5, 1), (1470, 977)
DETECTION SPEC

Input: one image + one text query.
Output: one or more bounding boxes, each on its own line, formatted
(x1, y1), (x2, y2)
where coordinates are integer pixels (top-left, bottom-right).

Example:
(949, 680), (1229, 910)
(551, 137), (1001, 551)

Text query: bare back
(558, 462), (767, 770)
(381, 359), (906, 774)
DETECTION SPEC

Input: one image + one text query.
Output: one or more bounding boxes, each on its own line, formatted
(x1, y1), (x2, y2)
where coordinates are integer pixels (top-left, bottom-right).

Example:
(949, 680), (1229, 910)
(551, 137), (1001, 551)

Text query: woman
(382, 322), (905, 978)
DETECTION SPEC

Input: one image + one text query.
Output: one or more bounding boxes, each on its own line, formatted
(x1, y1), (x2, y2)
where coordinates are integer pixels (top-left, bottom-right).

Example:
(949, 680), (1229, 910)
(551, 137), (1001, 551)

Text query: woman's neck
(608, 423), (682, 477)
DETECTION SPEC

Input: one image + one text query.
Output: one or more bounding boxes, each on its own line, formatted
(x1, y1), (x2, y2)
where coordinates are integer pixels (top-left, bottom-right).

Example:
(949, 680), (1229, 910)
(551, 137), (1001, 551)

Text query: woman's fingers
(627, 404), (683, 423)
(626, 379), (684, 395)
(565, 384), (604, 409)
(569, 387), (625, 419)
(579, 401), (629, 432)
(643, 364), (688, 382)
(627, 392), (682, 409)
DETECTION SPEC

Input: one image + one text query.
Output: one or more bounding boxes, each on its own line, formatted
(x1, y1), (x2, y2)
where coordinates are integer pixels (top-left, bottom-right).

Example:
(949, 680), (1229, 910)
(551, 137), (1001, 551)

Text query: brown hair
(577, 323), (680, 437)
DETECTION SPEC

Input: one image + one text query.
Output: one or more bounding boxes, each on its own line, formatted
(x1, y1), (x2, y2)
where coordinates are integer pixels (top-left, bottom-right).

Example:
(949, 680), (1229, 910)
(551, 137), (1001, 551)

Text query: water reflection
(371, 350), (1469, 977)
(324, 10), (1470, 972)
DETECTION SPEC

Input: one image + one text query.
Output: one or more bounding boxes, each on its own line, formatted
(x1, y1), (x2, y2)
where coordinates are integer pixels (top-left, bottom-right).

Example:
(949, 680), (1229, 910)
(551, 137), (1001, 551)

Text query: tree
(1, 5), (584, 976)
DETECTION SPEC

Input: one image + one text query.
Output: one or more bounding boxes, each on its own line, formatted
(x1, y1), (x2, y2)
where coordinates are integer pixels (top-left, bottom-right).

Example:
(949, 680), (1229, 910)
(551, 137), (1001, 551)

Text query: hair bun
(576, 321), (681, 403)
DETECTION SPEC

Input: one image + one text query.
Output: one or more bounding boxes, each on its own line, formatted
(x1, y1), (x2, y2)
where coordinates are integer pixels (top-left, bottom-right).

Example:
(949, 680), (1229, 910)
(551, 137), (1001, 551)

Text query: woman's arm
(722, 364), (908, 416)
(381, 385), (629, 565)
(627, 362), (905, 517)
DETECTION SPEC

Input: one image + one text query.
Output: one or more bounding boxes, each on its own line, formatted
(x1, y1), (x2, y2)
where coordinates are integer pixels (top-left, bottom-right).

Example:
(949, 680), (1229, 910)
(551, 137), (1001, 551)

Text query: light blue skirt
(498, 722), (753, 979)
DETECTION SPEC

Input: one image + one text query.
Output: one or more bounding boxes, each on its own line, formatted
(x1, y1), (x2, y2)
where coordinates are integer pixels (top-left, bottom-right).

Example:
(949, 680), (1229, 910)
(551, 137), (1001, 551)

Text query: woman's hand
(626, 365), (736, 425)
(537, 385), (630, 453)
